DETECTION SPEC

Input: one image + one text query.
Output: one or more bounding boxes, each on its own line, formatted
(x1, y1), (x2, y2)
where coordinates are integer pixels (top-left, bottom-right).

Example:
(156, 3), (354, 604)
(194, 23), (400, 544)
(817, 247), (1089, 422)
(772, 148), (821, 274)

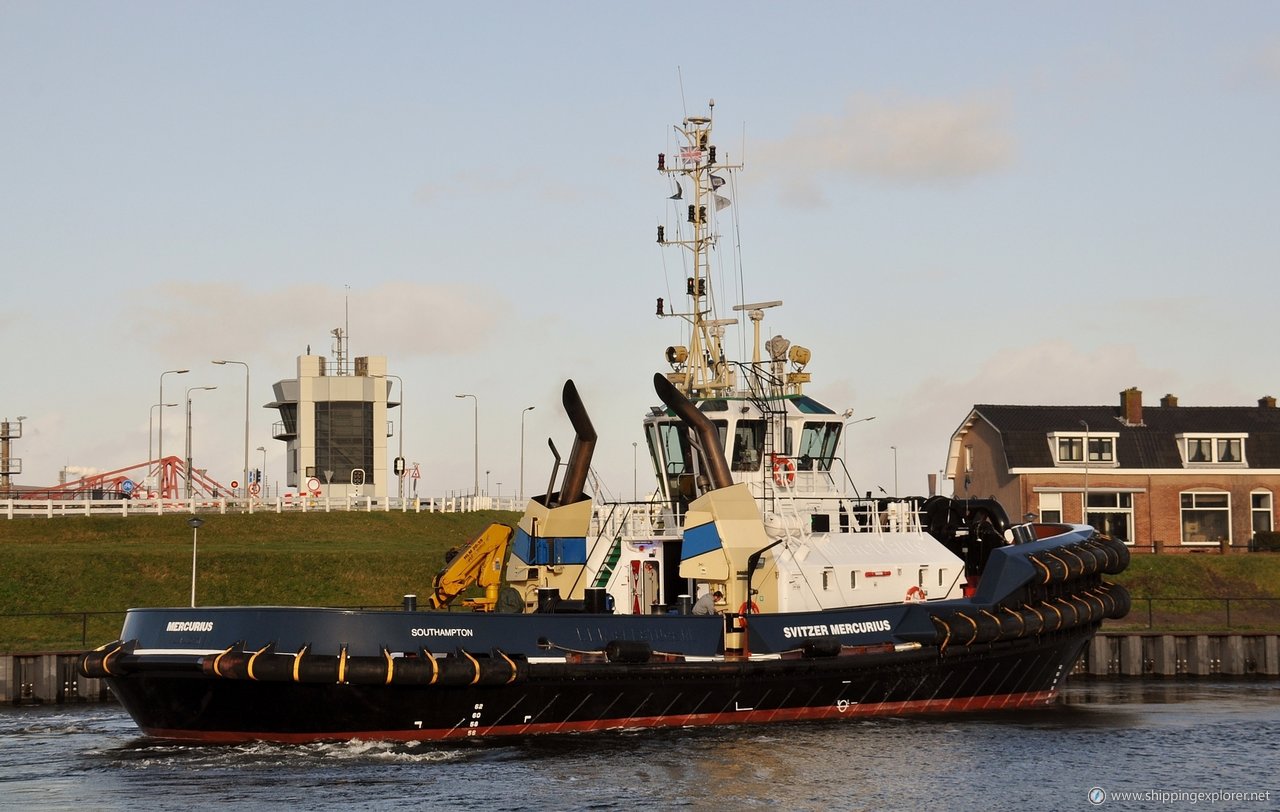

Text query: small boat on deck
(82, 102), (1129, 743)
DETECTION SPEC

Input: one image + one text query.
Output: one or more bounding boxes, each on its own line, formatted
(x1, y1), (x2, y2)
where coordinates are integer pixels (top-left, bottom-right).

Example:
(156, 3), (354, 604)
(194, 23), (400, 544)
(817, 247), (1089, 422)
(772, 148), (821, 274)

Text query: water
(1, 682), (1277, 811)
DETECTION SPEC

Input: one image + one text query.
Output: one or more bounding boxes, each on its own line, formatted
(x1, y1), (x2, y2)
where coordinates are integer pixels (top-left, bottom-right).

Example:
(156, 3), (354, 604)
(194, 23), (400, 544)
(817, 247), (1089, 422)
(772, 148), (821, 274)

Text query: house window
(1054, 433), (1117, 465)
(1057, 437), (1083, 463)
(1088, 437), (1114, 462)
(1179, 434), (1247, 465)
(1180, 492), (1230, 546)
(964, 445), (974, 473)
(1039, 493), (1062, 523)
(1252, 491), (1273, 535)
(1087, 492), (1133, 544)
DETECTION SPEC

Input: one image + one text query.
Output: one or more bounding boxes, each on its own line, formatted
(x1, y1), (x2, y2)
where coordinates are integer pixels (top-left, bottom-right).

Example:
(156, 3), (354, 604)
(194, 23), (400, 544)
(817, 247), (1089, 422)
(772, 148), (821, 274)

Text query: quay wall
(3, 633), (1279, 705)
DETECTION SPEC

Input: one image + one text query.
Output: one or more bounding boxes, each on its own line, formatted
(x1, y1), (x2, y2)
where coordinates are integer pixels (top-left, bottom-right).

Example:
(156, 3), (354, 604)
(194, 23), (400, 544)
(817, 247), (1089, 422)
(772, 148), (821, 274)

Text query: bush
(1253, 531), (1280, 552)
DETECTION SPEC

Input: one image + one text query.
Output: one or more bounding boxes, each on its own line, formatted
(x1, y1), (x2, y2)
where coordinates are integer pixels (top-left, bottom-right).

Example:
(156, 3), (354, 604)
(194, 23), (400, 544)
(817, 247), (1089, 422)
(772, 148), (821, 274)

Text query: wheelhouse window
(1178, 434), (1247, 466)
(647, 421), (692, 499)
(1086, 492), (1133, 544)
(314, 402), (373, 484)
(727, 419), (765, 472)
(1180, 492), (1230, 546)
(796, 421), (841, 471)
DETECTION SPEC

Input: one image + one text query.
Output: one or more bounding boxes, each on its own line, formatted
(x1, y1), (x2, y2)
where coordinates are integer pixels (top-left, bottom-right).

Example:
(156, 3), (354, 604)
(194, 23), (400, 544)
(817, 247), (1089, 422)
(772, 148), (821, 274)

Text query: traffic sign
(121, 479), (135, 494)
(230, 480), (240, 490)
(249, 483), (261, 496)
(306, 476), (321, 493)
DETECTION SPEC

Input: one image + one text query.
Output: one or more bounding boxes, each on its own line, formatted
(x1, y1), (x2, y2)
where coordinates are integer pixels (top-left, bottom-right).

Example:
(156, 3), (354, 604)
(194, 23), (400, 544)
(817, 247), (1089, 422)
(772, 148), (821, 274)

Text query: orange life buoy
(738, 601), (761, 616)
(772, 455), (797, 488)
(905, 585), (927, 603)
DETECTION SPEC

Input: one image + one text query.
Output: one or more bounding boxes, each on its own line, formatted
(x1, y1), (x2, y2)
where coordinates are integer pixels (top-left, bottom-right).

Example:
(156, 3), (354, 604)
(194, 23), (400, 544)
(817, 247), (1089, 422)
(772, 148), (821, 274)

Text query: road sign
(230, 480), (240, 490)
(306, 476), (321, 493)
(411, 464), (421, 480)
(121, 479), (135, 494)
(249, 483), (261, 496)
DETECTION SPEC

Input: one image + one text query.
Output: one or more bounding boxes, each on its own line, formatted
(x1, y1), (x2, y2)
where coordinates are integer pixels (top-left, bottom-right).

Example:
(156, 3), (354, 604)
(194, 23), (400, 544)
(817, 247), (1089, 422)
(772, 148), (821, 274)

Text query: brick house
(945, 387), (1280, 552)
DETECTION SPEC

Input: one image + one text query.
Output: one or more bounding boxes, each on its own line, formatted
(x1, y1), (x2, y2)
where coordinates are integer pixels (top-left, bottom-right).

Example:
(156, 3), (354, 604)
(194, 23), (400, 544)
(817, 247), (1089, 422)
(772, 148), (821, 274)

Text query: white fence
(2, 495), (526, 519)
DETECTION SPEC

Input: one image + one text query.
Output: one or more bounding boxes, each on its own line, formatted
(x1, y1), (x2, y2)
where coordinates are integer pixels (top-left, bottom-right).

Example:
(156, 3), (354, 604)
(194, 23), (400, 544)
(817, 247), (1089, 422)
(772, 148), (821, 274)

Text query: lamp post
(520, 405), (534, 501)
(456, 394), (478, 497)
(841, 415), (876, 494)
(149, 402), (177, 489)
(890, 445), (899, 498)
(387, 374), (404, 501)
(633, 442), (638, 501)
(185, 386), (217, 498)
(212, 360), (249, 498)
(158, 369), (189, 490)
(256, 445), (267, 500)
(1079, 419), (1090, 525)
(188, 516), (204, 607)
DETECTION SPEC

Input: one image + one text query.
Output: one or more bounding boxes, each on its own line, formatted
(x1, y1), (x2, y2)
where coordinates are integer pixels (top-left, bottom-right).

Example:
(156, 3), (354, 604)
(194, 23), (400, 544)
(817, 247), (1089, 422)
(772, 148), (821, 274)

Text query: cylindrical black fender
(605, 640), (653, 664)
(799, 637), (842, 659)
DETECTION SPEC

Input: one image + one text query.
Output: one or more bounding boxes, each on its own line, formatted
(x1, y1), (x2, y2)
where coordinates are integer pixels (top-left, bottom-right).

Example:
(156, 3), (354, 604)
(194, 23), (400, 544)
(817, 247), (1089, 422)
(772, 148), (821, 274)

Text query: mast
(656, 101), (743, 399)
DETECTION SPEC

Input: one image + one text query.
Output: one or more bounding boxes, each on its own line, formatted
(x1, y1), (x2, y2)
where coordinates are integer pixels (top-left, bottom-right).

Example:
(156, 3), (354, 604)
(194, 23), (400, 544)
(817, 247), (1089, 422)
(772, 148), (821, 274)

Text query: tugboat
(82, 103), (1129, 743)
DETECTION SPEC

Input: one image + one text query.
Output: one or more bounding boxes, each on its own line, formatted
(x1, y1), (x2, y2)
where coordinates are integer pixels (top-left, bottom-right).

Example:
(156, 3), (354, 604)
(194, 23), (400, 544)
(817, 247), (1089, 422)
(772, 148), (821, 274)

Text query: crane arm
(429, 523), (514, 611)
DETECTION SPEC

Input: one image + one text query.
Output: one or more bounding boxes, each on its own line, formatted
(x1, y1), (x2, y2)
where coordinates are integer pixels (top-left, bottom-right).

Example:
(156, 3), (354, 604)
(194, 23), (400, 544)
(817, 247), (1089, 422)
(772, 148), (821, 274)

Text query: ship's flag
(715, 194), (732, 210)
(710, 174), (726, 189)
(680, 147), (703, 164)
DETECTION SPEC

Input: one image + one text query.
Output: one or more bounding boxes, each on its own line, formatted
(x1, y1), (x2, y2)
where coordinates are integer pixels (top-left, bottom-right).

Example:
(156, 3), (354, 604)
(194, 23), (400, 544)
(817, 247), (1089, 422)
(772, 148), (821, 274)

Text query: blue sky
(2, 2), (1278, 499)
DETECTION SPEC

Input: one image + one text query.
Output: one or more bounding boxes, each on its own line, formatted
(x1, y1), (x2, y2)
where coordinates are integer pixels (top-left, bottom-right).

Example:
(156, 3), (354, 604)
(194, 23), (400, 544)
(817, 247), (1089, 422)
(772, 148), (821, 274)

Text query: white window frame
(1039, 492), (1063, 523)
(1176, 433), (1248, 467)
(1180, 490), (1231, 547)
(1049, 431), (1119, 467)
(1252, 490), (1273, 536)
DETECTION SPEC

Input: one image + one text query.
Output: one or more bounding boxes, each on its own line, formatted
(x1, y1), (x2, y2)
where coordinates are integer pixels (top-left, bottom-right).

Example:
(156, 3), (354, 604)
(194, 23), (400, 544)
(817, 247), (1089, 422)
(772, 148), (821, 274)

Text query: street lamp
(387, 374), (404, 501)
(149, 402), (177, 487)
(188, 516), (204, 607)
(633, 441), (638, 501)
(185, 386), (218, 498)
(256, 445), (267, 500)
(520, 405), (534, 501)
(890, 445), (899, 498)
(212, 360), (249, 498)
(456, 394), (478, 497)
(841, 415), (876, 494)
(158, 369), (189, 490)
(1080, 419), (1090, 524)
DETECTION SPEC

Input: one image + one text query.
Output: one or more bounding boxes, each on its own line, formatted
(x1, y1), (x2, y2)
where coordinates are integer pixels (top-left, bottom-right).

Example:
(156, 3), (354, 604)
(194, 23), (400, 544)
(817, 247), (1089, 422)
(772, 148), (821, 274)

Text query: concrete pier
(4, 634), (1278, 704)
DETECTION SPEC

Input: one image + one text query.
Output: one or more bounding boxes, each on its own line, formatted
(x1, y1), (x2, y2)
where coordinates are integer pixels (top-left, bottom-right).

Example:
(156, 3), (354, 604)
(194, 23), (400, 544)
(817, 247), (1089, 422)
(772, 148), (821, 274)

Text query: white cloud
(121, 281), (509, 362)
(753, 93), (1017, 198)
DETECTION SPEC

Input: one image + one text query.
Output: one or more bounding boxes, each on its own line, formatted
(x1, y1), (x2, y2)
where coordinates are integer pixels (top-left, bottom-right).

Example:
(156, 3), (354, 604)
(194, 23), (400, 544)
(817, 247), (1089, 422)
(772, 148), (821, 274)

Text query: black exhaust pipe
(558, 380), (597, 504)
(652, 373), (733, 490)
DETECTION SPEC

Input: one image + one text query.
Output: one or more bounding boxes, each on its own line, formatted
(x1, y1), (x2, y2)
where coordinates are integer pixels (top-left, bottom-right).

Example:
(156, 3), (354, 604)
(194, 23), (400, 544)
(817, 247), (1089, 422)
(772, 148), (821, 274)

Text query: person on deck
(692, 590), (723, 616)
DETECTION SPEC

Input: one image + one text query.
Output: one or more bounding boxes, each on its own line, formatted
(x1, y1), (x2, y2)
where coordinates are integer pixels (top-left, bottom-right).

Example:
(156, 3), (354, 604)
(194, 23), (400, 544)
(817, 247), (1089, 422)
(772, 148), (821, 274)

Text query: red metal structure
(15, 456), (231, 500)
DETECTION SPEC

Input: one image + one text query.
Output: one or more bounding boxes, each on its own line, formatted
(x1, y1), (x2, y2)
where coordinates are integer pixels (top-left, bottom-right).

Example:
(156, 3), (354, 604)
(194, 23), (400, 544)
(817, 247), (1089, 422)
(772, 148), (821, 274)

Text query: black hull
(106, 626), (1093, 743)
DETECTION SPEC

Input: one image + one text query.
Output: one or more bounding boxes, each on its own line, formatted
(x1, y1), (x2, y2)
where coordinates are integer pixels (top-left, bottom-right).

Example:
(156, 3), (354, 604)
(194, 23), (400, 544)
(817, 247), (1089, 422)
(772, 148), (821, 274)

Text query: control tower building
(268, 346), (397, 500)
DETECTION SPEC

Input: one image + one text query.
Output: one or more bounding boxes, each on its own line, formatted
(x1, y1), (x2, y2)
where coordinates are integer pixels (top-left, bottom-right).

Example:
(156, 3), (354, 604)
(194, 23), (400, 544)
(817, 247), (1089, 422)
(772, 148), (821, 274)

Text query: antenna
(677, 66), (687, 119)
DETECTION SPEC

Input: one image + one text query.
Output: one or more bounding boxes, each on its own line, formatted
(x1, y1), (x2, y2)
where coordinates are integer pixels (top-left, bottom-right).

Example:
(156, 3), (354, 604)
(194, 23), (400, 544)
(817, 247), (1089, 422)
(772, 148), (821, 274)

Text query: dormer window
(1051, 432), (1116, 465)
(1177, 434), (1246, 466)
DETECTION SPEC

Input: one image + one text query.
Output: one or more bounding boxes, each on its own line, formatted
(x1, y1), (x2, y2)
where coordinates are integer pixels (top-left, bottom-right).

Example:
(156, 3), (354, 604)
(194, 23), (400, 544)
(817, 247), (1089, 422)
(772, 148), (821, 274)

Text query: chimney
(1121, 387), (1143, 426)
(1260, 396), (1276, 409)
(1160, 393), (1178, 408)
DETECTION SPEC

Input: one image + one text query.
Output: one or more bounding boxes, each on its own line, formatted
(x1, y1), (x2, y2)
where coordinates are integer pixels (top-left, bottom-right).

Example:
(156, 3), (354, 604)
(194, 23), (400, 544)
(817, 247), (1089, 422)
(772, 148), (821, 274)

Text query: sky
(2, 2), (1279, 501)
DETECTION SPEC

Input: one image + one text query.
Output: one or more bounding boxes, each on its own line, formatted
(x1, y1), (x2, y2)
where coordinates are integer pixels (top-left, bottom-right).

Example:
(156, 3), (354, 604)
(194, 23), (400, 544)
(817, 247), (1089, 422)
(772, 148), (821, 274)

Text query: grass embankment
(1106, 553), (1280, 632)
(3, 515), (1280, 649)
(0, 511), (521, 652)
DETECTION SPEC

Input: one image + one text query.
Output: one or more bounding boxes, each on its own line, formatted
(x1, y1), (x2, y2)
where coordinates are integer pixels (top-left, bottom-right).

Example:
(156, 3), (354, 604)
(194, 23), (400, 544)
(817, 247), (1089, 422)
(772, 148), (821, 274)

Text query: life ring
(905, 585), (927, 603)
(738, 601), (761, 616)
(772, 456), (797, 488)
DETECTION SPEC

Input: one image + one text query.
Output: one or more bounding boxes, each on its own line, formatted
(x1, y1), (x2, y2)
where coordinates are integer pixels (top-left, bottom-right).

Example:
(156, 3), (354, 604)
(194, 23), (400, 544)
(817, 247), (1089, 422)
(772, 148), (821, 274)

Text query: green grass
(1104, 553), (1280, 632)
(0, 511), (520, 651)
(3, 515), (1279, 649)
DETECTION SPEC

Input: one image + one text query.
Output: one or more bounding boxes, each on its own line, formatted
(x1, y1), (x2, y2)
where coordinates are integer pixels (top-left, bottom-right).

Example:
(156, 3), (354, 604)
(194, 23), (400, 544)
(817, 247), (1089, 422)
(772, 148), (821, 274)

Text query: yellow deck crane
(429, 523), (516, 612)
